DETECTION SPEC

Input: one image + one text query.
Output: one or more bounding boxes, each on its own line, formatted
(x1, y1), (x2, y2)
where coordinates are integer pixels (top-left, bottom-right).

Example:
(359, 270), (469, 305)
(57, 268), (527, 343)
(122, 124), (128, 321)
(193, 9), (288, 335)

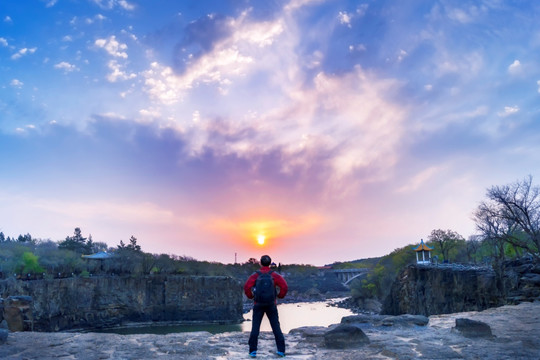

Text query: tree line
(0, 227), (320, 283)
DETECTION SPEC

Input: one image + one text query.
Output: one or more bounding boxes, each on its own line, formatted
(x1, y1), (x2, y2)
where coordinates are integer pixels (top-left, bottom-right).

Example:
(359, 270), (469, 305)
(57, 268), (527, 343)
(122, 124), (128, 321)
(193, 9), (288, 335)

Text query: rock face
(503, 257), (540, 303)
(1, 296), (34, 331)
(381, 264), (502, 316)
(382, 257), (540, 316)
(0, 275), (243, 332)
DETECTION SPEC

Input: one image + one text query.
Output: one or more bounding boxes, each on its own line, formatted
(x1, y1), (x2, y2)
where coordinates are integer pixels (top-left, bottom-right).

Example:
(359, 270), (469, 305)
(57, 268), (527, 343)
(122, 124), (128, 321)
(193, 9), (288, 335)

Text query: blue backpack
(254, 270), (276, 304)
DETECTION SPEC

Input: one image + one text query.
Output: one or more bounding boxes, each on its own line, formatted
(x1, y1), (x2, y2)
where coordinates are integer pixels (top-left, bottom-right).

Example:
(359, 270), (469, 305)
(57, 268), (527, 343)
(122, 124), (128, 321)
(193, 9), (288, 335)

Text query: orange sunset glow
(207, 213), (324, 255)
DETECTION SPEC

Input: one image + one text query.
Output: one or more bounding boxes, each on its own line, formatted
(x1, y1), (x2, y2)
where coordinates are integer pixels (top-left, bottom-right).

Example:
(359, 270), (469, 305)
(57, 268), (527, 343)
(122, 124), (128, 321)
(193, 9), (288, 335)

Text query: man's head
(260, 255), (272, 266)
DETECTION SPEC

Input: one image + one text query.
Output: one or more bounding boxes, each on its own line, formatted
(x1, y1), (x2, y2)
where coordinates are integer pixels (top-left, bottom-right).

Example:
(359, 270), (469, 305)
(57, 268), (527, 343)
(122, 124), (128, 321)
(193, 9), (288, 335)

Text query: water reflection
(96, 300), (353, 335)
(243, 300), (354, 333)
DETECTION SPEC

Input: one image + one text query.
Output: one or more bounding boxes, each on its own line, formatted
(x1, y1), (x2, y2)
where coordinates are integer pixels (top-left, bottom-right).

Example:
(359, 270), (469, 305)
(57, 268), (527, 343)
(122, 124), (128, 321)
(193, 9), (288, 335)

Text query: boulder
(341, 314), (383, 324)
(453, 318), (493, 338)
(381, 314), (429, 327)
(289, 326), (329, 345)
(324, 324), (369, 349)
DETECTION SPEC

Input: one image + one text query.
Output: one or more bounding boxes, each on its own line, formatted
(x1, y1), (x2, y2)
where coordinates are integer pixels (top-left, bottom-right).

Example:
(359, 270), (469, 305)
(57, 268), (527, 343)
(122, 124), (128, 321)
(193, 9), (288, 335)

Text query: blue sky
(1, 0), (539, 265)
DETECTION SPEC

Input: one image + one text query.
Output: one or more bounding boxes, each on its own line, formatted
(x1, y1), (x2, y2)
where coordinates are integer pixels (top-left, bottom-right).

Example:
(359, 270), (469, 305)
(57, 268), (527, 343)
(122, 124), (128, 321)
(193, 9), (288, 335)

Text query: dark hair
(260, 255), (272, 266)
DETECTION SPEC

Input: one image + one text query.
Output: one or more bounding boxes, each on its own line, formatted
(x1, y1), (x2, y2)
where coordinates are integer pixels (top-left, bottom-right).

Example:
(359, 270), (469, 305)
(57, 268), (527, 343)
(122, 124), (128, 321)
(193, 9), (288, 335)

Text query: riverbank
(1, 301), (539, 359)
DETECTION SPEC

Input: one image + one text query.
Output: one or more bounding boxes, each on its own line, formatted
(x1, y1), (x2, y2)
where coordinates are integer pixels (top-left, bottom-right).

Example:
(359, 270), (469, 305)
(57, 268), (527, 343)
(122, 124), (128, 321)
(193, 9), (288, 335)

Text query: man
(244, 255), (288, 358)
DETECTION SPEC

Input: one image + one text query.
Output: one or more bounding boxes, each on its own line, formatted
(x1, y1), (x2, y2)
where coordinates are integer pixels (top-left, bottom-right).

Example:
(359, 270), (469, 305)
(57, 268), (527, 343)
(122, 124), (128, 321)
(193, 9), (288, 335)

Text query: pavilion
(412, 239), (433, 265)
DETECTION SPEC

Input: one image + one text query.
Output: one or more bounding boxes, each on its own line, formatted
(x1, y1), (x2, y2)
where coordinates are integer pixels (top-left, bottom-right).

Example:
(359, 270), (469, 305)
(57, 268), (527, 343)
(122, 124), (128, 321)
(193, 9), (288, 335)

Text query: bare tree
(428, 229), (464, 262)
(465, 235), (482, 264)
(474, 175), (540, 260)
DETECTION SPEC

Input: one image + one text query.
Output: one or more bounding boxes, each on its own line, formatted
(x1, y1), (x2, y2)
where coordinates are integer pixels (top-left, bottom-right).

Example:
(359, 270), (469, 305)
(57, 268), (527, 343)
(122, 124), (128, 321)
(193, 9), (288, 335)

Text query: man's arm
(244, 273), (258, 299)
(272, 273), (288, 298)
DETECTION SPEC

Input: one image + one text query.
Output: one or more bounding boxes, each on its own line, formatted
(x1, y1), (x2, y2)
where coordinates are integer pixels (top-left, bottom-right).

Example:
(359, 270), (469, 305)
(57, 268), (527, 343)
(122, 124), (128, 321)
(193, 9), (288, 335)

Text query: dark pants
(248, 303), (285, 353)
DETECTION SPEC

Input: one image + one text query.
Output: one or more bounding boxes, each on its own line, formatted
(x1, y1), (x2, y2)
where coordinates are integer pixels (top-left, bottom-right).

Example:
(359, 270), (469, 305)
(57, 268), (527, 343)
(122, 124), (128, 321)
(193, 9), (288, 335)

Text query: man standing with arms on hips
(244, 255), (288, 358)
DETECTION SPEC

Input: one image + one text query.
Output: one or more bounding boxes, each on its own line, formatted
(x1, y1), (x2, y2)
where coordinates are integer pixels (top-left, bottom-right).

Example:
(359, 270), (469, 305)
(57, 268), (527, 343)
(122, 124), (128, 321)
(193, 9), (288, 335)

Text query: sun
(257, 234), (266, 245)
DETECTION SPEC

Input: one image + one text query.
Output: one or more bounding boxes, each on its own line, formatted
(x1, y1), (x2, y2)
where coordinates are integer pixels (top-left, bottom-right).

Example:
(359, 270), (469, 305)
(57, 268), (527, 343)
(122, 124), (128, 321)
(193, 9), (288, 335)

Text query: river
(97, 299), (354, 335)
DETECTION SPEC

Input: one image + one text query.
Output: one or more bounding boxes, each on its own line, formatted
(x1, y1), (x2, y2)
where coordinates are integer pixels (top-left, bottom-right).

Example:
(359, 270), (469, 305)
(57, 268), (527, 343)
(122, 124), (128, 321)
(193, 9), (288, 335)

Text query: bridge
(322, 268), (370, 286)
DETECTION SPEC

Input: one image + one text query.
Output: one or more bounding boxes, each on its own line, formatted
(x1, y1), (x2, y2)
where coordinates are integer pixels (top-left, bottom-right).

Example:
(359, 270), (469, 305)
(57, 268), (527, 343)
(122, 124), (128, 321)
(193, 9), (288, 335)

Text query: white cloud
(498, 105), (519, 117)
(537, 80), (540, 94)
(356, 4), (369, 16)
(95, 36), (128, 58)
(91, 0), (135, 11)
(10, 79), (23, 88)
(0, 37), (8, 47)
(138, 108), (162, 122)
(435, 51), (483, 77)
(118, 0), (135, 11)
(142, 13), (281, 104)
(46, 0), (58, 7)
(14, 124), (35, 134)
(445, 5), (483, 24)
(81, 14), (107, 25)
(338, 11), (352, 27)
(11, 47), (37, 60)
(285, 0), (325, 12)
(54, 61), (78, 72)
(338, 5), (368, 28)
(348, 44), (366, 52)
(508, 59), (521, 75)
(231, 15), (284, 47)
(106, 60), (136, 82)
(140, 2), (406, 188)
(142, 12), (285, 104)
(397, 49), (407, 62)
(4, 16), (12, 23)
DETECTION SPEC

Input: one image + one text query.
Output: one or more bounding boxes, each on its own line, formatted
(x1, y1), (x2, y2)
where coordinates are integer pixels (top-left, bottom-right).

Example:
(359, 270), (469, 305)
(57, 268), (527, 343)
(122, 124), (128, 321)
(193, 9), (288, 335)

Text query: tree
(117, 236), (141, 252)
(18, 252), (44, 275)
(474, 176), (540, 260)
(17, 233), (34, 243)
(428, 229), (464, 262)
(92, 241), (109, 253)
(0, 232), (5, 242)
(465, 235), (482, 264)
(58, 227), (91, 254)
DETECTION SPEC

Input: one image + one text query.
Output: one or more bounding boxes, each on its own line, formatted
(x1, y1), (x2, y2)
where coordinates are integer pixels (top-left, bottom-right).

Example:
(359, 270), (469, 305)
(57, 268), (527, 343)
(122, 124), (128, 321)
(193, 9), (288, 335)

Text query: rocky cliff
(0, 275), (243, 332)
(382, 257), (540, 316)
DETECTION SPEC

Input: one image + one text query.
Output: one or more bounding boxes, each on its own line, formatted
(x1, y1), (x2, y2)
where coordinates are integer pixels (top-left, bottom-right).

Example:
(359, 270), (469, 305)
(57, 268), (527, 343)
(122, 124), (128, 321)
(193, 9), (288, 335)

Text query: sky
(1, 0), (540, 266)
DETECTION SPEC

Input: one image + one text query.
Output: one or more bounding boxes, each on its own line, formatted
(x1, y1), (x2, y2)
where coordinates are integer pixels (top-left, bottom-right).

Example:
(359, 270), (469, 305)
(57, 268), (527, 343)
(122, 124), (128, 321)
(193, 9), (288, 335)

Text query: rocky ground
(1, 301), (539, 359)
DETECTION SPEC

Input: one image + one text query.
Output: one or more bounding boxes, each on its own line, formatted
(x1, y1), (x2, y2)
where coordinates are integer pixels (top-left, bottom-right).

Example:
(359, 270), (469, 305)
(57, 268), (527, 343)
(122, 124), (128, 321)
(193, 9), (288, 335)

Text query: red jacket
(244, 266), (288, 303)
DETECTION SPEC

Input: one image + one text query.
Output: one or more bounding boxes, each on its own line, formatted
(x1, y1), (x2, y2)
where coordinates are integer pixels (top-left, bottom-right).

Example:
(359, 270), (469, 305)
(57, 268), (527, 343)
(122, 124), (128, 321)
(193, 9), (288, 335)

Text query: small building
(82, 251), (114, 260)
(82, 251), (114, 272)
(413, 239), (433, 265)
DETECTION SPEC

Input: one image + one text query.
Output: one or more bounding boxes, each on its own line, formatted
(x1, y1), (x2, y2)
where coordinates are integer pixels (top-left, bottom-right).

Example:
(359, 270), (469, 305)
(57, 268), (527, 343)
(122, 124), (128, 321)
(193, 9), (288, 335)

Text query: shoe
(249, 351), (257, 358)
(276, 351), (286, 357)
